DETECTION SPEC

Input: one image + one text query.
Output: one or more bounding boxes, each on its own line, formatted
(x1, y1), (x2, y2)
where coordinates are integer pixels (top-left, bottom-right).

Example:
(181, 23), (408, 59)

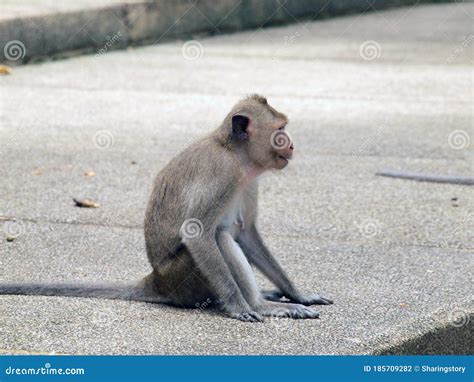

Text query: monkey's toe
(298, 294), (333, 306)
(232, 311), (264, 322)
(261, 289), (284, 302)
(261, 303), (320, 319)
(318, 297), (334, 305)
(289, 305), (320, 319)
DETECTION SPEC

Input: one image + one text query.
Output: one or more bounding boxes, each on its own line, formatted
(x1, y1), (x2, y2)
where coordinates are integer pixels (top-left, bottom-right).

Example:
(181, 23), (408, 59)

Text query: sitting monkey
(0, 95), (332, 322)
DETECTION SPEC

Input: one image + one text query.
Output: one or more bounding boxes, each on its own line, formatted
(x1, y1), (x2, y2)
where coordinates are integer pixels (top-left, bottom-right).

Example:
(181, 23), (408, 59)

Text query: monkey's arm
(238, 224), (333, 305)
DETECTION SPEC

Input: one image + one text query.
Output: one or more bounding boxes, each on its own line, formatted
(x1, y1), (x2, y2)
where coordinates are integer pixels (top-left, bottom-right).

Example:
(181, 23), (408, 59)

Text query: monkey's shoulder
(166, 138), (242, 181)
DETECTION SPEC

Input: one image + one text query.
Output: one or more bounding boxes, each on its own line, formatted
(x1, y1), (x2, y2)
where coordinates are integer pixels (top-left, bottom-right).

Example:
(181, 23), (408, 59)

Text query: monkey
(0, 95), (333, 322)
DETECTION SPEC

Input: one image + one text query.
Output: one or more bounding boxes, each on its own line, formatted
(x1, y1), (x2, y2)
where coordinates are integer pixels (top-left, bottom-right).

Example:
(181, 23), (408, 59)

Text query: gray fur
(0, 95), (332, 321)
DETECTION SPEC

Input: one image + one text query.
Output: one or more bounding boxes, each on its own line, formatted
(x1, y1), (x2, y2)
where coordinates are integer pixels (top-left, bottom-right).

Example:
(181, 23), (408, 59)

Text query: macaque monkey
(0, 95), (332, 322)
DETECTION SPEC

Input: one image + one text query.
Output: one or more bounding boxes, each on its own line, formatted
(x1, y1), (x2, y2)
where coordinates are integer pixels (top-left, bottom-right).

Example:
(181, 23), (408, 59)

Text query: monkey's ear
(231, 114), (250, 141)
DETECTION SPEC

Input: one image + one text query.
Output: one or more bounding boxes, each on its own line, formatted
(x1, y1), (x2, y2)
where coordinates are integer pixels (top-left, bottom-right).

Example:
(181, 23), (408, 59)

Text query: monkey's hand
(293, 293), (333, 306)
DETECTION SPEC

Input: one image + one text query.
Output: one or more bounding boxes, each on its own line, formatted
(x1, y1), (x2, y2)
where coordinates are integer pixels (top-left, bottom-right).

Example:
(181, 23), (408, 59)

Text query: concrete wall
(0, 0), (452, 64)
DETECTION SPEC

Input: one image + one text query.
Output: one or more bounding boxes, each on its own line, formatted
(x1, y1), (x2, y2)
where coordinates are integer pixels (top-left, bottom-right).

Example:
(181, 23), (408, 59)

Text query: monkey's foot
(229, 311), (264, 322)
(262, 290), (333, 305)
(259, 302), (319, 319)
(295, 293), (333, 306)
(261, 289), (284, 302)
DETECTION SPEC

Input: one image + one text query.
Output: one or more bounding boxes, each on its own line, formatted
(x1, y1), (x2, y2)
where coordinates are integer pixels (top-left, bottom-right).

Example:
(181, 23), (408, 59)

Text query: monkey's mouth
(277, 155), (290, 162)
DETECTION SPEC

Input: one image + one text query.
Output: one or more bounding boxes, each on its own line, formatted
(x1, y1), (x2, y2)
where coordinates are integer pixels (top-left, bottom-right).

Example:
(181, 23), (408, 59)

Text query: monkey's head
(226, 94), (293, 171)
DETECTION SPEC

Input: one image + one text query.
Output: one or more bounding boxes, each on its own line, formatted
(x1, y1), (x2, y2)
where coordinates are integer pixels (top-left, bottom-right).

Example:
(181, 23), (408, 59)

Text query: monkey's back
(143, 135), (241, 268)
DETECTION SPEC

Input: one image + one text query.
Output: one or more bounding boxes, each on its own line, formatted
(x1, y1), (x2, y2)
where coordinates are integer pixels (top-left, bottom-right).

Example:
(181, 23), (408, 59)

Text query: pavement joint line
(2, 217), (472, 251)
(0, 217), (142, 230)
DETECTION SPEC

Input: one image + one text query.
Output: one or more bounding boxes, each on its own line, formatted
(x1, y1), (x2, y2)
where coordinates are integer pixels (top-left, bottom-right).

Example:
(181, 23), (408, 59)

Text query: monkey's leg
(239, 225), (333, 306)
(216, 230), (262, 309)
(217, 231), (319, 319)
(183, 233), (263, 322)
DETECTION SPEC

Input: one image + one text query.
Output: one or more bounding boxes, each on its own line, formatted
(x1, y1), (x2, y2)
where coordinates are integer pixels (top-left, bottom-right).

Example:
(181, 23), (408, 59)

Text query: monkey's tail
(0, 278), (169, 304)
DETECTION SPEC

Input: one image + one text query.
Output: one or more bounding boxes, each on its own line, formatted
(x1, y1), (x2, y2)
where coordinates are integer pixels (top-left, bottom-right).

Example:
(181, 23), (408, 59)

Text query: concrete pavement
(0, 2), (473, 354)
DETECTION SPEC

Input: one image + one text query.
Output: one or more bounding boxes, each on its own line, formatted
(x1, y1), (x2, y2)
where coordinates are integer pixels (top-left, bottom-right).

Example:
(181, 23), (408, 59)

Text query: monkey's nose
(289, 143), (294, 150)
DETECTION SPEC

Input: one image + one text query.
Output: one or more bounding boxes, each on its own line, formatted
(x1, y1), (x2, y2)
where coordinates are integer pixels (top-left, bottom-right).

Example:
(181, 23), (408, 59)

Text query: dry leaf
(84, 170), (95, 178)
(32, 168), (43, 176)
(73, 198), (100, 208)
(0, 65), (12, 75)
(399, 303), (407, 308)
